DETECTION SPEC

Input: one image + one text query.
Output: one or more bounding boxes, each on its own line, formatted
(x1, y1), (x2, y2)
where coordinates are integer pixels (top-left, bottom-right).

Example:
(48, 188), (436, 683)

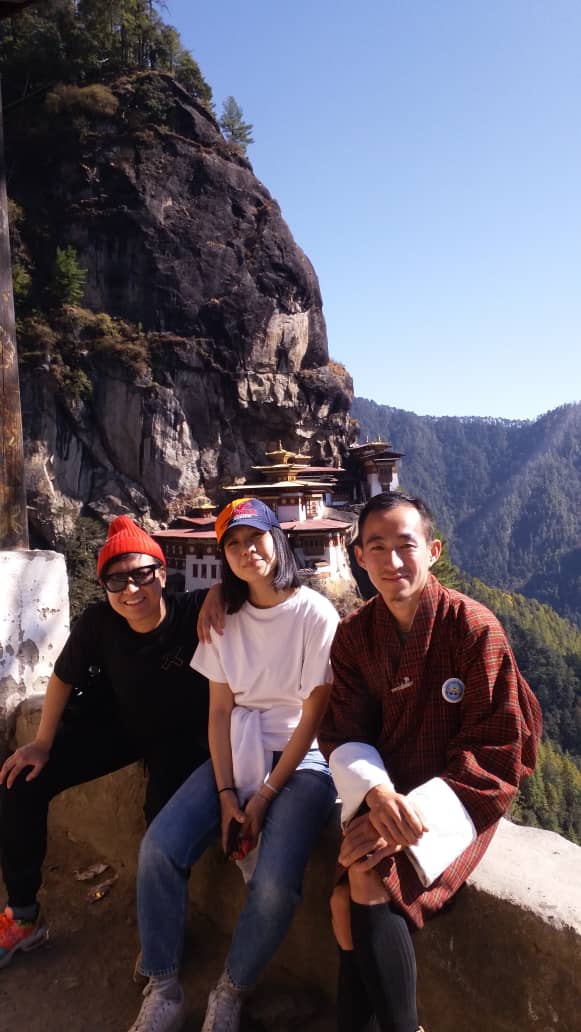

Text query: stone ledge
(13, 701), (581, 1032)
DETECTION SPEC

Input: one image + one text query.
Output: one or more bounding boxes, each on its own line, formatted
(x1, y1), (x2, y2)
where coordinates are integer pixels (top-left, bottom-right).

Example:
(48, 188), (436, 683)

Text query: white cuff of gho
(329, 742), (395, 826)
(405, 777), (477, 887)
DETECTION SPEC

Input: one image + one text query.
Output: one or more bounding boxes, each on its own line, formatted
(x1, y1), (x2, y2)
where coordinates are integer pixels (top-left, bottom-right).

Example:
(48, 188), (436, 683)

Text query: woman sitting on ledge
(128, 498), (339, 1032)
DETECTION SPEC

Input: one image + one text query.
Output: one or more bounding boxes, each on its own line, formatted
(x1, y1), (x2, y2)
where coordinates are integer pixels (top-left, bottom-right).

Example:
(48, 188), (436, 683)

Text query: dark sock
(10, 902), (39, 922)
(350, 901), (418, 1032)
(337, 948), (381, 1032)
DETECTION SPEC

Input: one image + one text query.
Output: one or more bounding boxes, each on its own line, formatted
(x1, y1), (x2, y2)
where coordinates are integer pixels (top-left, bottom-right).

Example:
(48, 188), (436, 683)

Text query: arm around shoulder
(196, 585), (225, 644)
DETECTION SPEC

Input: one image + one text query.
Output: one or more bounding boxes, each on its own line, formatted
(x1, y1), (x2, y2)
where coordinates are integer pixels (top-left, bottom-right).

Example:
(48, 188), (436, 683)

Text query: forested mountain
(352, 398), (581, 625)
(457, 575), (581, 756)
(434, 564), (581, 842)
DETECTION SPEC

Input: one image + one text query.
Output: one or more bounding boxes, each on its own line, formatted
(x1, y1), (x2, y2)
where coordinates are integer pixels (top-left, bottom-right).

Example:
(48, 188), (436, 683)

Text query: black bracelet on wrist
(218, 786), (236, 794)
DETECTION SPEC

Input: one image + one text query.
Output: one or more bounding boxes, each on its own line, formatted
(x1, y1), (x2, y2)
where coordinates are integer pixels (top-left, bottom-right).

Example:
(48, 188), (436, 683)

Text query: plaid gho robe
(319, 575), (542, 930)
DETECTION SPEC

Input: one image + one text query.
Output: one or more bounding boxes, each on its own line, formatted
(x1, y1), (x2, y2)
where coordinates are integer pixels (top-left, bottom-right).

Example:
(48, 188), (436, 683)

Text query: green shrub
(45, 83), (119, 119)
(17, 314), (57, 360)
(7, 198), (24, 227)
(12, 262), (31, 303)
(60, 307), (151, 378)
(131, 75), (172, 126)
(58, 364), (93, 401)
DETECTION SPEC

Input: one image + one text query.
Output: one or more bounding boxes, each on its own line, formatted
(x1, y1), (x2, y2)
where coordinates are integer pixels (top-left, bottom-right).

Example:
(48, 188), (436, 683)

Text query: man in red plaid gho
(319, 491), (542, 1032)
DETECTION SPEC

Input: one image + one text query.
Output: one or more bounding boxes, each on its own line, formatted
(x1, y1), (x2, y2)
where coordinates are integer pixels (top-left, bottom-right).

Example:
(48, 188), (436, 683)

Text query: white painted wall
(184, 555), (222, 591)
(277, 501), (305, 521)
(0, 550), (69, 742)
(325, 542), (352, 579)
(367, 471), (382, 496)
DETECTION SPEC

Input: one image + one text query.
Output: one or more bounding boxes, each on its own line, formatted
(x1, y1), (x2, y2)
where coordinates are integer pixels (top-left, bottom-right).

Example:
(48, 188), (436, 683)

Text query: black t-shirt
(54, 591), (209, 751)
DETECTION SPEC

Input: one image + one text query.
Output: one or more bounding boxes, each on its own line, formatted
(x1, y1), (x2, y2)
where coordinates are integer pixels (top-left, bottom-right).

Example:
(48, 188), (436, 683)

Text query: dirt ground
(1, 826), (336, 1032)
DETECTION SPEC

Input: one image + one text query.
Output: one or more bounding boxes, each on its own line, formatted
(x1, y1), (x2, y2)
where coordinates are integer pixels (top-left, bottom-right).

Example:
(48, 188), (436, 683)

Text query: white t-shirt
(191, 585), (339, 741)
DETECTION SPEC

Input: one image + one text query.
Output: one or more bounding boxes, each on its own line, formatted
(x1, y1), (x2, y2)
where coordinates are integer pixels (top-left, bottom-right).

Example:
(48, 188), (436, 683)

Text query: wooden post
(0, 74), (29, 548)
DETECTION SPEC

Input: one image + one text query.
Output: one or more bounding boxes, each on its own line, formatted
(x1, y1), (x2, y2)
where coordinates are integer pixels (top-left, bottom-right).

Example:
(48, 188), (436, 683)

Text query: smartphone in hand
(226, 818), (241, 858)
(226, 818), (253, 860)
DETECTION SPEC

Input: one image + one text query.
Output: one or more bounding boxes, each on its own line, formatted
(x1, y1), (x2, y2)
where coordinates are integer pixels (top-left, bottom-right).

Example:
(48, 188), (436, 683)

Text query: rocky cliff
(7, 73), (355, 544)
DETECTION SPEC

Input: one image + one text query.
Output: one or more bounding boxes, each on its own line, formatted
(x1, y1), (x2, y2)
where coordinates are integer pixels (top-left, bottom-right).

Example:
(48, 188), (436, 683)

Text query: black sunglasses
(101, 563), (162, 593)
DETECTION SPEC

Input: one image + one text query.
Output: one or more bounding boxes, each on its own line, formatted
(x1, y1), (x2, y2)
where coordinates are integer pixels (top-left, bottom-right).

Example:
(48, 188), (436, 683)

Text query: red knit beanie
(96, 516), (166, 577)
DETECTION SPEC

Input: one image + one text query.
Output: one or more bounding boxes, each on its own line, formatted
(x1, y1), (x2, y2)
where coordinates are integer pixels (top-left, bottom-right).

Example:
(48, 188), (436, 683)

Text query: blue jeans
(137, 748), (336, 988)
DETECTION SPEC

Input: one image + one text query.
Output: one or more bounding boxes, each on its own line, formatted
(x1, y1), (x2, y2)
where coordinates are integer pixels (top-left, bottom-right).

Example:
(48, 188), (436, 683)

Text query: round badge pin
(441, 677), (465, 704)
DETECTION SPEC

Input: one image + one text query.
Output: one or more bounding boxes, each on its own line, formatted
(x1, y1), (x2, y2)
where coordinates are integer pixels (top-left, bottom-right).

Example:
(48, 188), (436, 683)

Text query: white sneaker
(201, 972), (242, 1032)
(127, 980), (185, 1032)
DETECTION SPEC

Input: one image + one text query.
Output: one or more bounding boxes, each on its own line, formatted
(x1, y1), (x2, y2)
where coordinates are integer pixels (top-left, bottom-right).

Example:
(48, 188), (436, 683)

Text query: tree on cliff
(219, 95), (254, 153)
(0, 0), (213, 108)
(63, 515), (106, 620)
(50, 246), (87, 308)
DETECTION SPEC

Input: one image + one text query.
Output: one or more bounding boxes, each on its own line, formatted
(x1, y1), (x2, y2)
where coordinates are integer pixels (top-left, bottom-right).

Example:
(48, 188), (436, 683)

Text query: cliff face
(7, 74), (355, 543)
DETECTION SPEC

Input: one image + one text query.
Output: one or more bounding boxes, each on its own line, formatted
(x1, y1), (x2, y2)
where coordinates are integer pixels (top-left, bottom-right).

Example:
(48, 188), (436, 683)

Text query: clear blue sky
(167, 0), (581, 419)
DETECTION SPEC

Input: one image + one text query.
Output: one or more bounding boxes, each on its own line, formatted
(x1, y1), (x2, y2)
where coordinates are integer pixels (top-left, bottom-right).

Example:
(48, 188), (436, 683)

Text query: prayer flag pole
(0, 73), (29, 548)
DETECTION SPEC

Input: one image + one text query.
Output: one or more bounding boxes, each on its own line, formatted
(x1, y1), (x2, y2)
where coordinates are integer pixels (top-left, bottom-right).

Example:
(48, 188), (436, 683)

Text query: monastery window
(188, 545), (195, 554)
(192, 563), (198, 577)
(201, 563), (207, 578)
(211, 564), (217, 579)
(303, 537), (324, 554)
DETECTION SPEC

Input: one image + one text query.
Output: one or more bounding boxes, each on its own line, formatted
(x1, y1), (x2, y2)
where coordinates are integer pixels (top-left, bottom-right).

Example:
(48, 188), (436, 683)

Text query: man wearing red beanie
(0, 516), (214, 968)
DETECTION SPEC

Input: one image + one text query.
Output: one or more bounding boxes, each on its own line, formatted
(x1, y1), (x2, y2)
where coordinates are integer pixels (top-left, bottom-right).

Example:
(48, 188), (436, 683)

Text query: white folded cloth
(230, 706), (292, 881)
(329, 742), (476, 887)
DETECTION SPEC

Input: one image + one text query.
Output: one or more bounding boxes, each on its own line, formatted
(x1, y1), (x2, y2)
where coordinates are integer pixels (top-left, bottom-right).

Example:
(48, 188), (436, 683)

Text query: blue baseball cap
(215, 498), (281, 544)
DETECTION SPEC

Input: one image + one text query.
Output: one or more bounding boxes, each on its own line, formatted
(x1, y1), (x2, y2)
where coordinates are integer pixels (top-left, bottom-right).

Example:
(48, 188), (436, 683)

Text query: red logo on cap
(234, 500), (261, 518)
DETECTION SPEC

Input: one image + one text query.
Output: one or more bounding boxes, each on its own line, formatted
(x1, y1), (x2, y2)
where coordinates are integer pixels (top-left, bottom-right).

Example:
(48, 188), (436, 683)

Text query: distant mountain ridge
(351, 398), (581, 625)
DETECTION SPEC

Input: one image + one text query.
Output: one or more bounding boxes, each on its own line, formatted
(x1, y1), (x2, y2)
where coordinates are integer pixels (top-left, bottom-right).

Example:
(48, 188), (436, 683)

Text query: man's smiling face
(102, 554), (166, 632)
(355, 503), (441, 627)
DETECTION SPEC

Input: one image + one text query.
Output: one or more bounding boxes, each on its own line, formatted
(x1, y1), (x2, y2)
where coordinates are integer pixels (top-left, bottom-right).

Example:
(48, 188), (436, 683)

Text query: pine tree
(219, 95), (254, 153)
(62, 515), (106, 619)
(50, 246), (87, 307)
